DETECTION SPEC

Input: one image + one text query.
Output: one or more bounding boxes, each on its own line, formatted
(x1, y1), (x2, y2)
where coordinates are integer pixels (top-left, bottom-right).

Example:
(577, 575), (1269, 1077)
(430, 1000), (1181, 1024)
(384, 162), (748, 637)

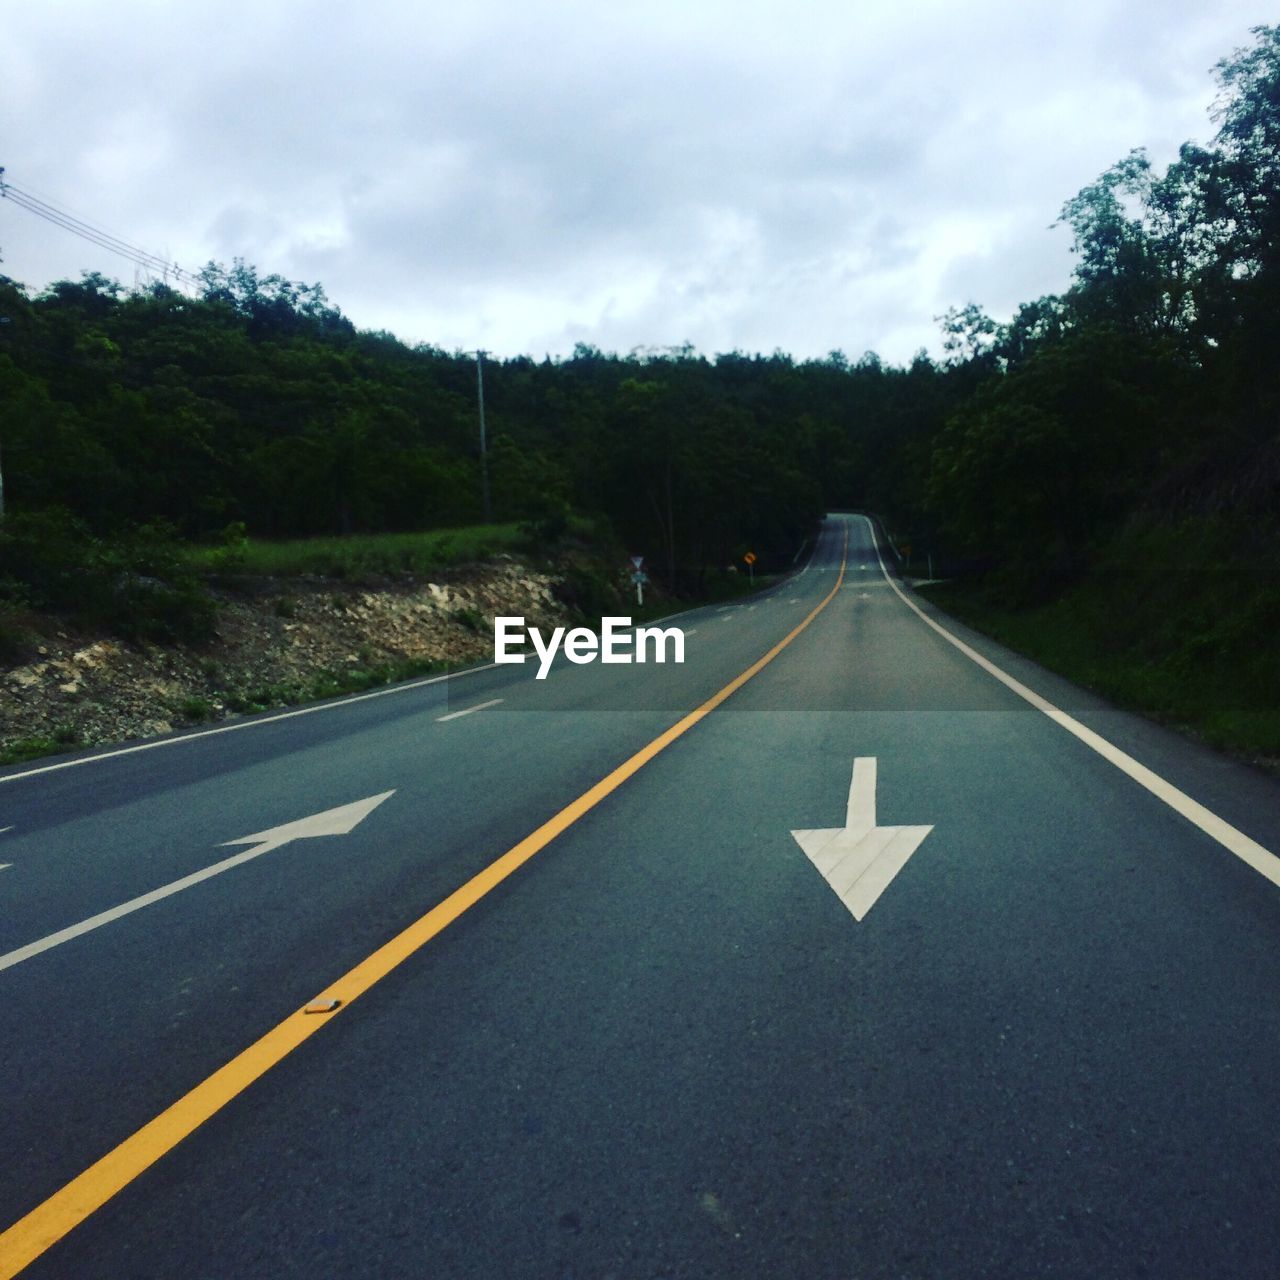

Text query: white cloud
(0, 0), (1265, 361)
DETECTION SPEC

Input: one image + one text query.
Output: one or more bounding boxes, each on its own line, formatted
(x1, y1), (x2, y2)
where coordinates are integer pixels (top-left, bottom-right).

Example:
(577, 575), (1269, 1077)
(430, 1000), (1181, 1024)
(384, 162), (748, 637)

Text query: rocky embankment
(1, 561), (568, 759)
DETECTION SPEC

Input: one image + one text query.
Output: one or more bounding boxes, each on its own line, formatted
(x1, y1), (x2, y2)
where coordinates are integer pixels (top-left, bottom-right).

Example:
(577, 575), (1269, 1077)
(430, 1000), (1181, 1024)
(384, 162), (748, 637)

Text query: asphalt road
(3, 513), (1280, 1278)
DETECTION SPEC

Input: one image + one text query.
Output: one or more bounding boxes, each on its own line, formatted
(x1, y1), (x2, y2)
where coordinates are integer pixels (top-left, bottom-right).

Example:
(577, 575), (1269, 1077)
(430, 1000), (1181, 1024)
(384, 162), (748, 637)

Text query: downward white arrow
(0, 791), (395, 972)
(792, 759), (932, 921)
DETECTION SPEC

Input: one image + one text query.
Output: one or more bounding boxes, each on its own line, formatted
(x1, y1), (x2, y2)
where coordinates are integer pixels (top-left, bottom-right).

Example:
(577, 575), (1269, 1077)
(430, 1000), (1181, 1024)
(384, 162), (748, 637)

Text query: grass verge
(0, 726), (82, 767)
(213, 657), (452, 715)
(188, 524), (526, 579)
(918, 521), (1280, 769)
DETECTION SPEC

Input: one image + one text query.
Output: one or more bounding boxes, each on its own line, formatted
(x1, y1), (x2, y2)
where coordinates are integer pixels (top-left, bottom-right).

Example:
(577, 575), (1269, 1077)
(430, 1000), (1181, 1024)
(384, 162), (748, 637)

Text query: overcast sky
(0, 1), (1267, 363)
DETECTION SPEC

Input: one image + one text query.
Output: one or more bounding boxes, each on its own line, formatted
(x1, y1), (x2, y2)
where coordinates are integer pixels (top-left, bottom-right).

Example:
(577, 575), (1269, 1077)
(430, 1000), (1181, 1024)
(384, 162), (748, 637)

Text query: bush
(0, 605), (39, 666)
(0, 725), (82, 766)
(0, 509), (217, 644)
(452, 606), (485, 634)
(518, 501), (571, 549)
(0, 508), (93, 609)
(208, 521), (250, 572)
(552, 563), (625, 622)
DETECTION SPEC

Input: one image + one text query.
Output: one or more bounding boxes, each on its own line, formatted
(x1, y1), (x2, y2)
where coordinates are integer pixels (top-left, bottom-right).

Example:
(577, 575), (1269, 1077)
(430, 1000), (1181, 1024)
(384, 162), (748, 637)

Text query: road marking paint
(0, 794), (395, 974)
(0, 665), (499, 786)
(789, 598), (800, 604)
(435, 698), (504, 723)
(0, 854), (280, 972)
(0, 535), (849, 1279)
(863, 515), (1280, 887)
(684, 628), (698, 636)
(0, 827), (12, 834)
(717, 606), (733, 613)
(720, 615), (734, 623)
(792, 759), (933, 921)
(0, 865), (10, 873)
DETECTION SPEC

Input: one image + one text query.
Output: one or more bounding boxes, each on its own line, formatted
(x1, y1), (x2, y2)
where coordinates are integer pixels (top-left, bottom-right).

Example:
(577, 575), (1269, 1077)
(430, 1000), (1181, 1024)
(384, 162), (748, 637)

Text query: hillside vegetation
(2, 26), (1278, 760)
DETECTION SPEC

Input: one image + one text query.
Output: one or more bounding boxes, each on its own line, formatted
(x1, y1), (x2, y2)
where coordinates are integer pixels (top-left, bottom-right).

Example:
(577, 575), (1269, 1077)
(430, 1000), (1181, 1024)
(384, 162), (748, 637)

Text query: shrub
(0, 606), (39, 666)
(452, 606), (485, 634)
(0, 509), (217, 644)
(209, 521), (250, 572)
(552, 563), (624, 622)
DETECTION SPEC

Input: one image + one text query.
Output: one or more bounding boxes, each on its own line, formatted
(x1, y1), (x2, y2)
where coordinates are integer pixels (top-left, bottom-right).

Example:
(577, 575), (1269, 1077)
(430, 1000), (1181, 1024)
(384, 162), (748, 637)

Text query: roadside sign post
(743, 551), (756, 586)
(630, 556), (647, 607)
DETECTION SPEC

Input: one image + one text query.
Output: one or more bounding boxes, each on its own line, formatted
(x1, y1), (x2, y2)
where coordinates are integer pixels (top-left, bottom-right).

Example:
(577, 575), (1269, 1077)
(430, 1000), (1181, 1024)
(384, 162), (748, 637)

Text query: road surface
(3, 513), (1280, 1278)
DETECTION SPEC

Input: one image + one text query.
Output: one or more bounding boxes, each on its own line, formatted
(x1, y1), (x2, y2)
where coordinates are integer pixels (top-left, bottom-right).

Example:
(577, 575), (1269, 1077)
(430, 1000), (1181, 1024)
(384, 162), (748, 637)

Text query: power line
(1, 175), (201, 286)
(0, 167), (202, 291)
(3, 173), (153, 252)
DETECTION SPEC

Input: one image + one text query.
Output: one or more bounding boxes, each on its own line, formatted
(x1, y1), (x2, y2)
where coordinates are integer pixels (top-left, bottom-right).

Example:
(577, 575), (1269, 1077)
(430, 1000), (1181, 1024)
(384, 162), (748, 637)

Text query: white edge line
(435, 697), (504, 723)
(861, 515), (1280, 889)
(0, 662), (499, 785)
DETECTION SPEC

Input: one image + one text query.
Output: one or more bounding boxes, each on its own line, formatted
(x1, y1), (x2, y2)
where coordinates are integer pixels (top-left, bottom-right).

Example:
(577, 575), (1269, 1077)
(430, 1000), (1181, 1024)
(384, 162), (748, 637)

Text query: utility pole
(0, 313), (9, 521)
(475, 349), (492, 523)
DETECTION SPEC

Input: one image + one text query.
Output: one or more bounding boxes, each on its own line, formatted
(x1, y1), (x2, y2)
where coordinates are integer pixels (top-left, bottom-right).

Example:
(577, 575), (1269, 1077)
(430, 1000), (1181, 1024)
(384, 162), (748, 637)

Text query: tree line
(2, 26), (1277, 607)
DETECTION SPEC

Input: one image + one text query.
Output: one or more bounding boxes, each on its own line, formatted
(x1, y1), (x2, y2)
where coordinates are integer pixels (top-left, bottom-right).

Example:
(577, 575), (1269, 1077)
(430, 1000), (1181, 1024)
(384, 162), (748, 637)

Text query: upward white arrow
(0, 791), (395, 973)
(792, 759), (932, 921)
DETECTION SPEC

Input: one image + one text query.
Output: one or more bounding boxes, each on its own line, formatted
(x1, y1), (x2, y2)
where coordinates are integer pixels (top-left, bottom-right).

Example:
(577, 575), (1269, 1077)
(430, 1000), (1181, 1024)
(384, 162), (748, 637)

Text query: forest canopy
(2, 26), (1278, 599)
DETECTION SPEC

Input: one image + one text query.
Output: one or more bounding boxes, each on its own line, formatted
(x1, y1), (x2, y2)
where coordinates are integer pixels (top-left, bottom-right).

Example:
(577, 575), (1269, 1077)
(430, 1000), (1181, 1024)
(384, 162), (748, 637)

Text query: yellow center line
(0, 531), (848, 1279)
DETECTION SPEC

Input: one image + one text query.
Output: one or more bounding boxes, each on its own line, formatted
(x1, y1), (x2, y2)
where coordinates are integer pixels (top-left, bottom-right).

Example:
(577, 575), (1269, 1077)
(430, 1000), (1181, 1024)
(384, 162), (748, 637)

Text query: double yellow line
(0, 531), (847, 1278)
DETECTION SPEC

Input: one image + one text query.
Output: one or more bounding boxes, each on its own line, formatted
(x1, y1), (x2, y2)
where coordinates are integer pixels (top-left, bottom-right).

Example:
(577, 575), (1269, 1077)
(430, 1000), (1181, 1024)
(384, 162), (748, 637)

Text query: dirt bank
(1, 560), (569, 760)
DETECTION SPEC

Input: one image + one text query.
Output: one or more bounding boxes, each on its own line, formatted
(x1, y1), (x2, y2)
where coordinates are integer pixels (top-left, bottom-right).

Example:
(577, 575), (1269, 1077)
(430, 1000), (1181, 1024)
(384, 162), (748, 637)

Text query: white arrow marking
(792, 759), (932, 921)
(0, 791), (394, 973)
